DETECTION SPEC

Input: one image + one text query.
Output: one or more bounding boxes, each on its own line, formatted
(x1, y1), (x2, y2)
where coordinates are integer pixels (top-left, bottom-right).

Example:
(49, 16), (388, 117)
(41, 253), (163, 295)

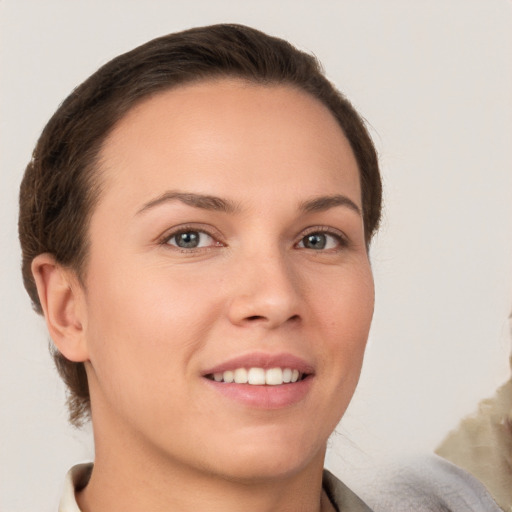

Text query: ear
(31, 253), (89, 362)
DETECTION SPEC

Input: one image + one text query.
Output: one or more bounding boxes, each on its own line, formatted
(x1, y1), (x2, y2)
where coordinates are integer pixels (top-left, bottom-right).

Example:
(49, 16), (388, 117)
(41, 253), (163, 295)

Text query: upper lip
(202, 352), (315, 376)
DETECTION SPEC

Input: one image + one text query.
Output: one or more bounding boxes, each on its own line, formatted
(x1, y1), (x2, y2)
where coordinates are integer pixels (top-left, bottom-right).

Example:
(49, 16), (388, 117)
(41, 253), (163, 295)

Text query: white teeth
(211, 367), (304, 385)
(234, 368), (248, 384)
(247, 368), (266, 385)
(223, 370), (234, 383)
(265, 367), (283, 385)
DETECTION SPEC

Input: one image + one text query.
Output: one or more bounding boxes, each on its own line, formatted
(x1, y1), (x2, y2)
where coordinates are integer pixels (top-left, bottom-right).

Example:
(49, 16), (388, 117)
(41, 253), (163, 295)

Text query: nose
(227, 251), (302, 329)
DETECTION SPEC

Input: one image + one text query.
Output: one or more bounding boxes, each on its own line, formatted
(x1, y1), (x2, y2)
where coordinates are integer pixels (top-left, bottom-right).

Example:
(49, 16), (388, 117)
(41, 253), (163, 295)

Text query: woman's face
(80, 79), (374, 481)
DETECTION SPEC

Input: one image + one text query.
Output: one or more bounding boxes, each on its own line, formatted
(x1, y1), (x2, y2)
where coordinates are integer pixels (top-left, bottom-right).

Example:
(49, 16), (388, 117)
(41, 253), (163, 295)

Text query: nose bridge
(227, 243), (301, 327)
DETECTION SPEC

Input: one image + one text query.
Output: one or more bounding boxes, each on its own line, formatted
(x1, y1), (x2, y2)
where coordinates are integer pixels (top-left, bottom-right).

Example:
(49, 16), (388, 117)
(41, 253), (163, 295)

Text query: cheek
(312, 261), (374, 340)
(310, 262), (374, 385)
(297, 263), (374, 439)
(82, 262), (223, 397)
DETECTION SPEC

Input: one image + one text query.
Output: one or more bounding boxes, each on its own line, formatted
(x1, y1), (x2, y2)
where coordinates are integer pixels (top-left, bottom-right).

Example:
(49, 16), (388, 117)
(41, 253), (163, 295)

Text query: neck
(78, 452), (331, 512)
(77, 411), (332, 512)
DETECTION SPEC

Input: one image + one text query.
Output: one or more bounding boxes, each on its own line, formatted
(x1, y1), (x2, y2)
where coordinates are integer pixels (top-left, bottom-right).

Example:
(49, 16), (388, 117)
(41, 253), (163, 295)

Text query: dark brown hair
(19, 23), (382, 426)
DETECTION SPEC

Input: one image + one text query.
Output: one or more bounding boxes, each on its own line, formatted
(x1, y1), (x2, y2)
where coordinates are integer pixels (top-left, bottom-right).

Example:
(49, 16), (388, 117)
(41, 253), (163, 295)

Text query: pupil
(177, 232), (199, 248)
(305, 233), (326, 249)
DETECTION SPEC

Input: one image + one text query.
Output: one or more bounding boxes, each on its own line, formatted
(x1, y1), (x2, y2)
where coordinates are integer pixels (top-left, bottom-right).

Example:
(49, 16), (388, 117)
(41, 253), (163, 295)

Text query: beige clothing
(59, 463), (89, 512)
(436, 374), (512, 511)
(58, 463), (372, 511)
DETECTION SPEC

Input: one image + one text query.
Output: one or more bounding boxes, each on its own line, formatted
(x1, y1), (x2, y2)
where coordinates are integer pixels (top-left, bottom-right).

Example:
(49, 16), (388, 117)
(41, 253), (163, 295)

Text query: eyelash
(159, 224), (223, 253)
(159, 225), (348, 253)
(297, 226), (348, 251)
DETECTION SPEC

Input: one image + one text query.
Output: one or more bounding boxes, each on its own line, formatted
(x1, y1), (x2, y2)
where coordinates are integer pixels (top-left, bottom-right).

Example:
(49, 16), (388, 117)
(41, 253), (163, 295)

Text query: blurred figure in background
(436, 311), (512, 511)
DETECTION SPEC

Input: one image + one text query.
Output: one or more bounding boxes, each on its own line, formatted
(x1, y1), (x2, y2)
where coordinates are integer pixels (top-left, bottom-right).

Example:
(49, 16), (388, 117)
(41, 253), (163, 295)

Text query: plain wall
(1, 1), (511, 510)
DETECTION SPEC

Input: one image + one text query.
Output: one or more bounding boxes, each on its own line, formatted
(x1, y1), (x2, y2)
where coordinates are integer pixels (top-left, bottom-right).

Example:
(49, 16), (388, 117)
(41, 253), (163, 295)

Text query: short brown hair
(18, 23), (382, 426)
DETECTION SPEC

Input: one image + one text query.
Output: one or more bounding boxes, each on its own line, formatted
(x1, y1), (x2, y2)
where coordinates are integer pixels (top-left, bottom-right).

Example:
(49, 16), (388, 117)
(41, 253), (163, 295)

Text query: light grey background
(1, 1), (511, 511)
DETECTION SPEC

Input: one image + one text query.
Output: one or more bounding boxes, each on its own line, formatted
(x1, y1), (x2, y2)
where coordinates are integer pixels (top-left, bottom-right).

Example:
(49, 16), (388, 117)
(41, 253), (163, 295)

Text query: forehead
(97, 79), (361, 208)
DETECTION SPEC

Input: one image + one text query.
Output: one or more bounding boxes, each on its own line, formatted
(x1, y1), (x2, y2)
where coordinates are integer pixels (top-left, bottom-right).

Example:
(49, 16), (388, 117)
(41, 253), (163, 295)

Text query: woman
(19, 24), (381, 511)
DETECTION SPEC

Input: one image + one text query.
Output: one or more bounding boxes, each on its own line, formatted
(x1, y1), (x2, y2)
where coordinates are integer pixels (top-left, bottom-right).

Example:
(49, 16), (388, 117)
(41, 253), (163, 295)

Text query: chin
(199, 431), (327, 483)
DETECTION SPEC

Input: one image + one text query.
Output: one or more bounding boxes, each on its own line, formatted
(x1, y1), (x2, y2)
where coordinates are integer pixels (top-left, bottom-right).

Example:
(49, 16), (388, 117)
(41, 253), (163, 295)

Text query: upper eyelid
(300, 225), (342, 234)
(298, 225), (347, 240)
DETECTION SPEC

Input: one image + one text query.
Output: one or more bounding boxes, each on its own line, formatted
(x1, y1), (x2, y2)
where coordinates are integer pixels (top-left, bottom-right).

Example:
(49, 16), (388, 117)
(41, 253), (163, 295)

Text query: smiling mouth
(205, 367), (308, 385)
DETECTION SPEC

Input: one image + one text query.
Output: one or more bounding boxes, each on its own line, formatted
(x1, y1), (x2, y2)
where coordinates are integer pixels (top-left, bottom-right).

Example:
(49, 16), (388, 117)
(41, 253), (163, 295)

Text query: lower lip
(204, 376), (313, 409)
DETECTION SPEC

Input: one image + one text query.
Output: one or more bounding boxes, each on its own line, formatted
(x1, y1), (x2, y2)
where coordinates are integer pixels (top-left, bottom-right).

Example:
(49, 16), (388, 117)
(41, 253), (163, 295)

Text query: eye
(297, 231), (343, 250)
(165, 230), (217, 249)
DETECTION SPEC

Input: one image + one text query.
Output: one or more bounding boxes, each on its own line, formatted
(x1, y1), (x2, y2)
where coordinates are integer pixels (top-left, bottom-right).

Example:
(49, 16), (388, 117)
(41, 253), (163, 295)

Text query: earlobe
(31, 253), (89, 362)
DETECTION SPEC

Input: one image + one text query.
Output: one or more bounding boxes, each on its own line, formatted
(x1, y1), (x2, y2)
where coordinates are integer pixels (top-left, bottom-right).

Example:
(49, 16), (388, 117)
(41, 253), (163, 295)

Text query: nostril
(245, 314), (300, 323)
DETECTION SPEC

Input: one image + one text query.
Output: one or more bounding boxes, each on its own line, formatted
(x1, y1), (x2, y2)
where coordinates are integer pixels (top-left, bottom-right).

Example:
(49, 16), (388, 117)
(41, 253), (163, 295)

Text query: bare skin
(33, 80), (374, 512)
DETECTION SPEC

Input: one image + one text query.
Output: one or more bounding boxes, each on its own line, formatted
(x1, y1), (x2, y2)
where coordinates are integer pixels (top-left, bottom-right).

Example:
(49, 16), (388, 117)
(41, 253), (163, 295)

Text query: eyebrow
(299, 195), (362, 216)
(136, 191), (240, 215)
(136, 191), (361, 217)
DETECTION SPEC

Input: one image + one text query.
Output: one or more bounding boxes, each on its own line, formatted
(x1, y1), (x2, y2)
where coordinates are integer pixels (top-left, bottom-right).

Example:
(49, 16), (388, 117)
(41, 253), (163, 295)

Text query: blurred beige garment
(436, 312), (512, 512)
